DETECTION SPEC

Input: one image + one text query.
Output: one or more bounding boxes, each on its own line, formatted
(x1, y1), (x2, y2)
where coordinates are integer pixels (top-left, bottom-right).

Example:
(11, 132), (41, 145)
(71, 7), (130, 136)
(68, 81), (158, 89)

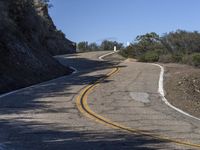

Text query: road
(0, 51), (199, 150)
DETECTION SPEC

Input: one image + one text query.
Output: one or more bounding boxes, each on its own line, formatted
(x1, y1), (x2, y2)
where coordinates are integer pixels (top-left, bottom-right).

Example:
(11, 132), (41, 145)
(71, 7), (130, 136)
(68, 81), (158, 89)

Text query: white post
(114, 46), (117, 52)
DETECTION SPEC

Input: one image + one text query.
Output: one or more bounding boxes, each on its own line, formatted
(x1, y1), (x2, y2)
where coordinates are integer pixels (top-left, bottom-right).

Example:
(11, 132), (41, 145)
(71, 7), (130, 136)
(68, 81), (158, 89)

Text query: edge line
(153, 63), (200, 121)
(76, 67), (200, 148)
(75, 52), (200, 149)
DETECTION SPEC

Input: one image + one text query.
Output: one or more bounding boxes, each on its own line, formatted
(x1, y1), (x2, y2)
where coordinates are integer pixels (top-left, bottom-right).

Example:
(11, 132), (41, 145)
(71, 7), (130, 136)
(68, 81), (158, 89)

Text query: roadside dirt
(163, 63), (200, 118)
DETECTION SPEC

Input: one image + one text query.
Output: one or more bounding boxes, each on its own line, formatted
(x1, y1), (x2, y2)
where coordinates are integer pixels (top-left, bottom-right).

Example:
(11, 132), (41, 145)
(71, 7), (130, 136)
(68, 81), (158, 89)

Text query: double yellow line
(76, 67), (200, 149)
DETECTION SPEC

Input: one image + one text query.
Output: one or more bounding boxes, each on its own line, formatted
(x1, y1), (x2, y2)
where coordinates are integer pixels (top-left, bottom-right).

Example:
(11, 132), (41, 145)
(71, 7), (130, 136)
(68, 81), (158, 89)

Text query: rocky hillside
(0, 0), (75, 94)
(33, 0), (76, 55)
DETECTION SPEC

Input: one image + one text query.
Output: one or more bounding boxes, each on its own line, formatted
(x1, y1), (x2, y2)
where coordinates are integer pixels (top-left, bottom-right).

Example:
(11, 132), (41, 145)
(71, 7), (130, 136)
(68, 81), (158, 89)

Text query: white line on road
(69, 66), (78, 74)
(0, 51), (116, 99)
(99, 52), (200, 121)
(153, 64), (200, 121)
(0, 50), (117, 99)
(98, 51), (118, 60)
(0, 66), (78, 99)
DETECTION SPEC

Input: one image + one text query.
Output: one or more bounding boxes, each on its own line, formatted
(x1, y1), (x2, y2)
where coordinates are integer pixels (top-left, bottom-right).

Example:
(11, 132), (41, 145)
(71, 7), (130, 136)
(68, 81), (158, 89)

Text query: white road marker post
(114, 46), (117, 52)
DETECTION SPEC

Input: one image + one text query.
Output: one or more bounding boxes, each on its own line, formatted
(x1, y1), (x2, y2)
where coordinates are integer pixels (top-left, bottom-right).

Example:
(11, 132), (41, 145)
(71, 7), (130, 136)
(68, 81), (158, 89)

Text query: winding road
(0, 51), (200, 150)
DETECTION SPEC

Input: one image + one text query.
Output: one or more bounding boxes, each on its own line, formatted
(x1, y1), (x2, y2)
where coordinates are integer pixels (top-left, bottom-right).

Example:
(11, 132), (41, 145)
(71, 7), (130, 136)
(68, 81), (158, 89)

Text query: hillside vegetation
(120, 30), (200, 67)
(77, 40), (124, 52)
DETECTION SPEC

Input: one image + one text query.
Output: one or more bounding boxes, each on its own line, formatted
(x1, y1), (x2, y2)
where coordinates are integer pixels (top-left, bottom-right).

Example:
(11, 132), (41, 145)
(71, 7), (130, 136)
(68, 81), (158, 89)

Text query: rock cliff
(0, 0), (75, 94)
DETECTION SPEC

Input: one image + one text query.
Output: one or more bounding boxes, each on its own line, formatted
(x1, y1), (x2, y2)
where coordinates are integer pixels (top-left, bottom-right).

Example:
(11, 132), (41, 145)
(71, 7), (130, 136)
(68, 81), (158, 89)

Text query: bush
(181, 55), (191, 64)
(191, 53), (200, 66)
(138, 51), (159, 62)
(119, 49), (135, 58)
(171, 54), (183, 62)
(159, 54), (173, 63)
(159, 54), (183, 63)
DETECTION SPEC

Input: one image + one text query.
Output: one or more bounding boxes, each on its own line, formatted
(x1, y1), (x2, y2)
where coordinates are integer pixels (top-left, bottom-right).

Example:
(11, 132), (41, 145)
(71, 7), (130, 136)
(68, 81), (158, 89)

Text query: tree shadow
(0, 53), (180, 149)
(55, 55), (121, 72)
(0, 74), (112, 115)
(0, 53), (125, 114)
(0, 119), (178, 150)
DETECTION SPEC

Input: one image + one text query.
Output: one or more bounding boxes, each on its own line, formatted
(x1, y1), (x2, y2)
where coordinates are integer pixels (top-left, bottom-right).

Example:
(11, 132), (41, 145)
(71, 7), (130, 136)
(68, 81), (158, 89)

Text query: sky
(49, 0), (200, 44)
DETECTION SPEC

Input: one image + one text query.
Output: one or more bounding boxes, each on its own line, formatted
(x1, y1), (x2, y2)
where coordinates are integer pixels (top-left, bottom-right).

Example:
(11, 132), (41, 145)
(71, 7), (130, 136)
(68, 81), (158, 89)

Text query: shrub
(119, 49), (135, 58)
(119, 49), (128, 58)
(181, 55), (191, 64)
(159, 54), (173, 63)
(171, 54), (183, 62)
(138, 51), (159, 62)
(191, 53), (200, 66)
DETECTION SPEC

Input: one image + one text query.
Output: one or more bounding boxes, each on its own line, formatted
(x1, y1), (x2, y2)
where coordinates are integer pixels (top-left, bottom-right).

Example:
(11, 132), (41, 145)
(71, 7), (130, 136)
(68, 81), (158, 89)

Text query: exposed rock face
(0, 0), (75, 94)
(33, 0), (76, 55)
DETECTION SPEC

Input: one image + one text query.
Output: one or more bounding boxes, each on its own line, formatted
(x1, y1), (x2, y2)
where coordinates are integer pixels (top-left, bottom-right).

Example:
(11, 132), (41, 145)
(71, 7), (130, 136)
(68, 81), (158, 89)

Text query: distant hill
(0, 0), (75, 94)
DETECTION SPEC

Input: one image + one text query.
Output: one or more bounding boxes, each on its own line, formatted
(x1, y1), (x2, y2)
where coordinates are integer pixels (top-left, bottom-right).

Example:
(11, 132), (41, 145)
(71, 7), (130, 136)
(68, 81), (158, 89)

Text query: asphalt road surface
(0, 51), (199, 150)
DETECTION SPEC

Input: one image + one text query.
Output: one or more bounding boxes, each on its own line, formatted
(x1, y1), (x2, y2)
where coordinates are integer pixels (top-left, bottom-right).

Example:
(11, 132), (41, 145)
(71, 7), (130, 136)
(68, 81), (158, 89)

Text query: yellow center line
(76, 67), (200, 149)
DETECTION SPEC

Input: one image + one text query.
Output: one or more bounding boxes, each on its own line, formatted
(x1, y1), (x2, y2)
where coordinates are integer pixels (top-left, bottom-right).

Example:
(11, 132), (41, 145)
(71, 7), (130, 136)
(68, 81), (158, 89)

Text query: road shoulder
(164, 63), (200, 118)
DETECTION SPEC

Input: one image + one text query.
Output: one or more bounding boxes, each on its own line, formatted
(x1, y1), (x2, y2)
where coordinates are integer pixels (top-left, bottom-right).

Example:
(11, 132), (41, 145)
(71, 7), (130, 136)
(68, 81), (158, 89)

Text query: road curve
(88, 60), (200, 149)
(77, 62), (200, 149)
(0, 51), (199, 150)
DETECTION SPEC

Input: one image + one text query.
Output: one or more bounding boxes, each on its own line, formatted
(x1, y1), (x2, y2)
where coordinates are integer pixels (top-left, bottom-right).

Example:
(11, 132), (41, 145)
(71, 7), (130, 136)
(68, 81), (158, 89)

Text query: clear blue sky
(49, 0), (200, 44)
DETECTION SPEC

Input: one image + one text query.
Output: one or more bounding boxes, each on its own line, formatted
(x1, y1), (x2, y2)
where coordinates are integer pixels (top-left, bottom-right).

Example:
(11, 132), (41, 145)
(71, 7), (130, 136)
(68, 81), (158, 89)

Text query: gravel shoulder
(163, 63), (200, 118)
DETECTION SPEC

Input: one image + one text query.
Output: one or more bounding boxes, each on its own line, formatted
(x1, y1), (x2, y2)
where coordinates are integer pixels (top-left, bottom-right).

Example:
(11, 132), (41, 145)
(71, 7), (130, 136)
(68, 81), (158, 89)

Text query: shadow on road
(0, 53), (177, 149)
(0, 119), (175, 150)
(0, 54), (124, 115)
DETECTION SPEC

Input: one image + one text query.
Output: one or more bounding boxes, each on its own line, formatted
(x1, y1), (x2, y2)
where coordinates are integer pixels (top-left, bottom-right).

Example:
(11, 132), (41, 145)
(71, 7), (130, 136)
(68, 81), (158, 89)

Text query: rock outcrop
(0, 0), (75, 94)
(33, 0), (76, 55)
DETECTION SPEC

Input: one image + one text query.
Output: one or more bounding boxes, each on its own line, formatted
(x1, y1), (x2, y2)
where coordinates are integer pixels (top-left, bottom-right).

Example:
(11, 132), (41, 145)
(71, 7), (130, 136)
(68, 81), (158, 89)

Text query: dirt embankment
(164, 63), (200, 118)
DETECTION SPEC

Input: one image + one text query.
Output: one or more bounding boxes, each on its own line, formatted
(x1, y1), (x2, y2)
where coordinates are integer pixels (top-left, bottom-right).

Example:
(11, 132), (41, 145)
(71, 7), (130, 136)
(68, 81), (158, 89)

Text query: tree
(161, 30), (200, 54)
(126, 32), (165, 57)
(77, 40), (124, 52)
(120, 32), (169, 60)
(88, 43), (99, 51)
(120, 30), (200, 65)
(136, 32), (160, 43)
(100, 40), (124, 50)
(77, 41), (89, 52)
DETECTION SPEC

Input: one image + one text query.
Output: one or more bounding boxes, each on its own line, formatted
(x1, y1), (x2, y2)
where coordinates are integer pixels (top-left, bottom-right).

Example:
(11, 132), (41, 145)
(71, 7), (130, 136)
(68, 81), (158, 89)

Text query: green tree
(88, 43), (99, 51)
(161, 30), (200, 54)
(123, 32), (165, 58)
(100, 40), (124, 50)
(136, 32), (160, 43)
(77, 41), (89, 52)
